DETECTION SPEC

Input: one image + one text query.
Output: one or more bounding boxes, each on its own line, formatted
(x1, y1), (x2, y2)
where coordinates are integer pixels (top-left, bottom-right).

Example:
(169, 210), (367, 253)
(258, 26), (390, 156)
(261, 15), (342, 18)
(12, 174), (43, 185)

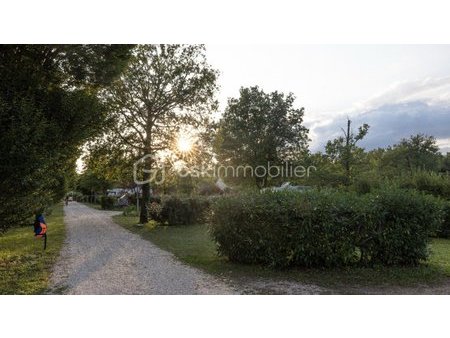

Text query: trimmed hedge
(151, 196), (210, 226)
(209, 189), (444, 268)
(393, 173), (450, 237)
(100, 196), (116, 210)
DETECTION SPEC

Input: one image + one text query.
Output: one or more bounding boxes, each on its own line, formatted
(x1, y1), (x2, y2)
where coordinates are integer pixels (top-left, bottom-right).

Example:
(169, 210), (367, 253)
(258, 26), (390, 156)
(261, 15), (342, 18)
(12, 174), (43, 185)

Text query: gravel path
(50, 202), (448, 295)
(49, 202), (237, 295)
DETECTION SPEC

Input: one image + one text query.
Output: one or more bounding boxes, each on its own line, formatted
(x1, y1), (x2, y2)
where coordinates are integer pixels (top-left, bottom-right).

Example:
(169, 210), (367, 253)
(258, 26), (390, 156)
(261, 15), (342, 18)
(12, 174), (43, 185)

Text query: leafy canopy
(214, 86), (309, 187)
(0, 45), (132, 231)
(93, 44), (219, 223)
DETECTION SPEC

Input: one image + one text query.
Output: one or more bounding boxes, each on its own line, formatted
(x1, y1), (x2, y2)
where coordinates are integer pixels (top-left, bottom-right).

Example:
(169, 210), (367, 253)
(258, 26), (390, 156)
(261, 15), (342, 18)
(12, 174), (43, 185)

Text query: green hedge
(395, 172), (450, 199)
(100, 196), (116, 210)
(151, 196), (210, 226)
(209, 189), (444, 268)
(392, 173), (450, 237)
(437, 203), (450, 238)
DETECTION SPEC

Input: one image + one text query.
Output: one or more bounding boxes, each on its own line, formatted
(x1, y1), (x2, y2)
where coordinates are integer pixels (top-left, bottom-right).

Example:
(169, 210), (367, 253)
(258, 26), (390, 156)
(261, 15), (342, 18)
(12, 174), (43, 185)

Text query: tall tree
(0, 45), (132, 231)
(381, 134), (441, 174)
(214, 86), (309, 188)
(325, 118), (369, 184)
(102, 45), (218, 224)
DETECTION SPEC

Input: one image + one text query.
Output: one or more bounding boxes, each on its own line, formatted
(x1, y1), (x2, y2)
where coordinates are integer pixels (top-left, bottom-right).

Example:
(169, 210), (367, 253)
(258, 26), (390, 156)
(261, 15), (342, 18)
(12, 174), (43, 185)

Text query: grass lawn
(0, 203), (65, 295)
(113, 214), (450, 292)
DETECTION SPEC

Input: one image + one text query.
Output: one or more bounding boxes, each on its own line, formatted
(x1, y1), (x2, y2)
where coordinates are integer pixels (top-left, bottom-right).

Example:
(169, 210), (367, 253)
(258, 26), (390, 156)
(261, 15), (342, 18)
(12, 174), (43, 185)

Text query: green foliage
(394, 172), (450, 199)
(0, 45), (132, 231)
(123, 205), (139, 217)
(441, 153), (450, 173)
(77, 170), (113, 195)
(349, 175), (382, 194)
(437, 203), (450, 238)
(367, 188), (444, 265)
(349, 173), (450, 238)
(158, 196), (210, 226)
(380, 134), (441, 173)
(214, 86), (309, 188)
(100, 196), (116, 210)
(209, 189), (444, 268)
(325, 118), (369, 184)
(99, 44), (219, 224)
(299, 152), (347, 187)
(113, 213), (450, 290)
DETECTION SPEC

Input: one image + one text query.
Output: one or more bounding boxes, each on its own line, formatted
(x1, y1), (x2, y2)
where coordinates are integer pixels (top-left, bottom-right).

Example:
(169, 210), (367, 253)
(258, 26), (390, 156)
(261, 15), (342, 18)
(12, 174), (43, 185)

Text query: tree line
(2, 44), (449, 231)
(0, 45), (133, 231)
(78, 45), (450, 223)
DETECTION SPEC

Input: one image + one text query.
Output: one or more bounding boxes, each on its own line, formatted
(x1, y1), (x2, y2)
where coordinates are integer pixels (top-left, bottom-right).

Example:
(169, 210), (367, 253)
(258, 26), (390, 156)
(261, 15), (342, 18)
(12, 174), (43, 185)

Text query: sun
(176, 133), (194, 153)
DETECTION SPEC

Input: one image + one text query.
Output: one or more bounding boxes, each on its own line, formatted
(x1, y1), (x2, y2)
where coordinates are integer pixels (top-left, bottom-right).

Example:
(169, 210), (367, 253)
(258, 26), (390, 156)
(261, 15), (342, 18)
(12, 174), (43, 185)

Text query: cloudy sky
(206, 45), (450, 153)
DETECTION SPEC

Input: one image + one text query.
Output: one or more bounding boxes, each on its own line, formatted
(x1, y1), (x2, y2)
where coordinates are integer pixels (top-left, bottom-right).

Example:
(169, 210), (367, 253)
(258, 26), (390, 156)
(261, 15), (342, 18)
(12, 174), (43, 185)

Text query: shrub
(209, 188), (444, 268)
(395, 172), (450, 199)
(100, 196), (116, 210)
(437, 202), (450, 238)
(148, 201), (163, 222)
(159, 196), (210, 226)
(351, 177), (379, 194)
(149, 195), (162, 204)
(367, 188), (444, 265)
(388, 173), (450, 238)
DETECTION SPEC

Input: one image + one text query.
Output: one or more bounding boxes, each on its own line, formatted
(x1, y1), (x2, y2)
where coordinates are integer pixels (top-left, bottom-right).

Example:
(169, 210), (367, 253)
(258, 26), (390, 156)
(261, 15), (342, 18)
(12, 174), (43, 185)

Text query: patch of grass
(113, 214), (450, 292)
(0, 203), (65, 294)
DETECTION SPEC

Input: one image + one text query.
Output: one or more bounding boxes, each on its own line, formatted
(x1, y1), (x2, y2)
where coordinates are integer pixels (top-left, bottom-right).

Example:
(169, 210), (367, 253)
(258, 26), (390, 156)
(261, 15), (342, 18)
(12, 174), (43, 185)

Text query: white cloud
(354, 76), (450, 112)
(436, 138), (450, 154)
(308, 76), (450, 153)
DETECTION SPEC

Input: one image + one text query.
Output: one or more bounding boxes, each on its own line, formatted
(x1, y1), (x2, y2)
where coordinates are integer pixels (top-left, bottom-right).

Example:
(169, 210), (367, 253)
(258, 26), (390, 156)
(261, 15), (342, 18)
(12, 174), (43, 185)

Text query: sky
(206, 45), (450, 153)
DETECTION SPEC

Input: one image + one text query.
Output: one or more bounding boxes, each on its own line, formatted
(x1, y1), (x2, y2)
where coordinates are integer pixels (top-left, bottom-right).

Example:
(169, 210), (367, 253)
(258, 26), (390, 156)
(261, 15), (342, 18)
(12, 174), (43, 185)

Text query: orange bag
(35, 222), (47, 238)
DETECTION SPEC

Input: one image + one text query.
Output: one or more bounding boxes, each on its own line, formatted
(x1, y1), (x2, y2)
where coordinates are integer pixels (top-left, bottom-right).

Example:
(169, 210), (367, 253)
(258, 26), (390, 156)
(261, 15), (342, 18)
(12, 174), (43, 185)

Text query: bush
(367, 188), (444, 265)
(148, 201), (163, 222)
(209, 189), (444, 268)
(149, 195), (162, 204)
(395, 172), (450, 199)
(100, 196), (116, 210)
(351, 177), (376, 194)
(437, 202), (450, 238)
(383, 173), (450, 238)
(159, 196), (210, 226)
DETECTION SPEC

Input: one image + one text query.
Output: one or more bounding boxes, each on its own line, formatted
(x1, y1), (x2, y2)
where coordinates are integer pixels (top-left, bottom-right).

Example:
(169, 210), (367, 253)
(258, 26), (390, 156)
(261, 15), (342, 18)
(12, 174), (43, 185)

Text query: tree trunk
(344, 119), (351, 185)
(139, 172), (150, 224)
